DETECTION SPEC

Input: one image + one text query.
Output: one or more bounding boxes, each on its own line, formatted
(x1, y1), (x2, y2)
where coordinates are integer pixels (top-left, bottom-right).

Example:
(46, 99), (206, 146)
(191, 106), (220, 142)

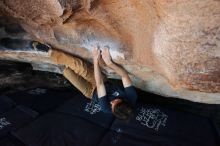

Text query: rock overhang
(0, 0), (219, 103)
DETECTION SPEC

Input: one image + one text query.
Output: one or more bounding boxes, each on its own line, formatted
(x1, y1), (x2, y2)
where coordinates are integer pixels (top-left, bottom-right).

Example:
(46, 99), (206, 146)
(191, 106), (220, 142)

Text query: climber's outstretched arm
(101, 47), (132, 88)
(92, 47), (106, 98)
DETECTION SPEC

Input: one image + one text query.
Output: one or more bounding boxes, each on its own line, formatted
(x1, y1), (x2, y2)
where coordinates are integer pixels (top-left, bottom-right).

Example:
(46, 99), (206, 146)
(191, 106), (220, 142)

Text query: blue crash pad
(0, 136), (24, 146)
(7, 88), (74, 113)
(10, 89), (220, 146)
(55, 93), (114, 128)
(0, 106), (38, 138)
(0, 96), (15, 114)
(13, 113), (108, 146)
(109, 103), (218, 146)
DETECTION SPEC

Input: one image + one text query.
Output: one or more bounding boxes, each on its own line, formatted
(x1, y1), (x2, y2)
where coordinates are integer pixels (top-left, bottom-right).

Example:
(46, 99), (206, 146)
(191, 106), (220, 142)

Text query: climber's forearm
(94, 61), (106, 97)
(108, 62), (128, 78)
(108, 62), (132, 88)
(94, 61), (103, 86)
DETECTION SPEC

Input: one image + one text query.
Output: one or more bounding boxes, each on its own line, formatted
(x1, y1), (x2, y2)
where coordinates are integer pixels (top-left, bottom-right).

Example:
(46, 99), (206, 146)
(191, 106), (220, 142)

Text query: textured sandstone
(0, 0), (220, 103)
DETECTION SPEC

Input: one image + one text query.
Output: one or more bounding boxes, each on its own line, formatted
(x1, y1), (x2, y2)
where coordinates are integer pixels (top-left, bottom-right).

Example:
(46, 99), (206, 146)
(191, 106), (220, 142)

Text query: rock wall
(0, 0), (220, 103)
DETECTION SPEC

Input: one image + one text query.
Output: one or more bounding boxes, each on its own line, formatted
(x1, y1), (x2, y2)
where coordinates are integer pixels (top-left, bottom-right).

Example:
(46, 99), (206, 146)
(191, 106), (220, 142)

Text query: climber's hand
(101, 47), (113, 66)
(92, 47), (101, 63)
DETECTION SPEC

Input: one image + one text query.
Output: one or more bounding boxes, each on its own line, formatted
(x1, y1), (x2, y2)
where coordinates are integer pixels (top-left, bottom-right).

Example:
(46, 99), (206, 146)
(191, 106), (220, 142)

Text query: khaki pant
(51, 50), (96, 98)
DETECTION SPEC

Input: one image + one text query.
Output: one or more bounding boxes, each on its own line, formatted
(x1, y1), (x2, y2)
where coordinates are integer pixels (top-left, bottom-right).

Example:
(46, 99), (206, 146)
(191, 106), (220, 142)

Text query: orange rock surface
(0, 0), (220, 103)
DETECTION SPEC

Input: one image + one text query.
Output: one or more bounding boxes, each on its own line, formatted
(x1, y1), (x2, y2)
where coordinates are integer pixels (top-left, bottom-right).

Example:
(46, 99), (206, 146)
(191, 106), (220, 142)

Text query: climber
(92, 47), (137, 120)
(32, 42), (137, 121)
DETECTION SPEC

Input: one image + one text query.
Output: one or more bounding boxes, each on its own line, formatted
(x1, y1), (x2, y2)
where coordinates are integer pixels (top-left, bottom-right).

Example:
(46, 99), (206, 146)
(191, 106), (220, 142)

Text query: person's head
(110, 99), (134, 121)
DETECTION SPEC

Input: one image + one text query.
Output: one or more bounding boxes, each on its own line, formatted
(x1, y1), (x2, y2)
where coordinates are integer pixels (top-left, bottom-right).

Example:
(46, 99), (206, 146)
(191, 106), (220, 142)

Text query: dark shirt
(92, 82), (137, 113)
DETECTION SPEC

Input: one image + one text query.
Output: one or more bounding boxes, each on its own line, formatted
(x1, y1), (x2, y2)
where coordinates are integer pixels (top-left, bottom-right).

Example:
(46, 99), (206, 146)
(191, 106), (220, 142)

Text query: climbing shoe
(31, 41), (51, 53)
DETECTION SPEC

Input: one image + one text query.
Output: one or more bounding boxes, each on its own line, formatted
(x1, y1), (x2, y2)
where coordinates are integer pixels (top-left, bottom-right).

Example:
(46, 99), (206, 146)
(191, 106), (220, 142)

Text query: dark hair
(113, 100), (134, 121)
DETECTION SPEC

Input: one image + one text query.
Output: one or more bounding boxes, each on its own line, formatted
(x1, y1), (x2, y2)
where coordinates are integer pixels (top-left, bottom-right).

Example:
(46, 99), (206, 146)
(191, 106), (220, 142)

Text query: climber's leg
(50, 49), (96, 86)
(63, 67), (95, 99)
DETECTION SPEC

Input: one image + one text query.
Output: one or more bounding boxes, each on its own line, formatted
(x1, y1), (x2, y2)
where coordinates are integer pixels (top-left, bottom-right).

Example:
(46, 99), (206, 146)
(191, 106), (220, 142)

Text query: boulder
(0, 0), (220, 103)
